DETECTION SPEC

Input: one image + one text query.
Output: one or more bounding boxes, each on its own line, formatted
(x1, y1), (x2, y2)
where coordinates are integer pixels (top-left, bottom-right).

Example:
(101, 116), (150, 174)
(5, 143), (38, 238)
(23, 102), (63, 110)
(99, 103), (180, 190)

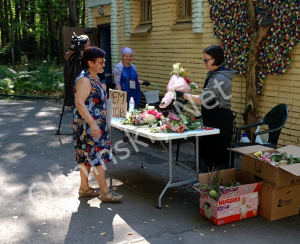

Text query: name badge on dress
(130, 80), (136, 89)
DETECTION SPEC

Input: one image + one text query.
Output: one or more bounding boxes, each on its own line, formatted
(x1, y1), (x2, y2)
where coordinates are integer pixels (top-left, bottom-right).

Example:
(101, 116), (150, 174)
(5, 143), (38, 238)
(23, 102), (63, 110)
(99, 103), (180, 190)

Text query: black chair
(230, 103), (289, 167)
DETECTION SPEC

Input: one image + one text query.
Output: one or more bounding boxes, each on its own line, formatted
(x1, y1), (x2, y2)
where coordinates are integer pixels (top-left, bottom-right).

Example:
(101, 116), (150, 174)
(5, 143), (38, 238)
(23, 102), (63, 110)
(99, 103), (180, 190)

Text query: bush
(0, 66), (17, 79)
(0, 64), (64, 96)
(0, 79), (9, 93)
(0, 42), (21, 65)
(13, 67), (64, 95)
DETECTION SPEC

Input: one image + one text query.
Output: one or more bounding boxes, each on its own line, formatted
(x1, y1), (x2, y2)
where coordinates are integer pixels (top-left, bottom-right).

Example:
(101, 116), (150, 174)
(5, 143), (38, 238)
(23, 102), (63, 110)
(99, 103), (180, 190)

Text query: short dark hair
(83, 46), (106, 69)
(203, 45), (224, 66)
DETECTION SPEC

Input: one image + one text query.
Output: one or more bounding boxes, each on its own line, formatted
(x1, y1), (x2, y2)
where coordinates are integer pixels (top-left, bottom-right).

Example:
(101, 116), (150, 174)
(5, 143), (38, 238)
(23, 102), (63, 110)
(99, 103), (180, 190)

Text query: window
(141, 0), (152, 23)
(178, 0), (192, 21)
(131, 0), (152, 34)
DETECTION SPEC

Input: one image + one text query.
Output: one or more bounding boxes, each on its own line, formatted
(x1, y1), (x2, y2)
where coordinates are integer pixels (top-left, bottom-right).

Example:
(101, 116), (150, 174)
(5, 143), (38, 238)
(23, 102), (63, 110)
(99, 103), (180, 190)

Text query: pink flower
(177, 124), (186, 133)
(160, 124), (169, 130)
(148, 109), (155, 115)
(154, 111), (163, 119)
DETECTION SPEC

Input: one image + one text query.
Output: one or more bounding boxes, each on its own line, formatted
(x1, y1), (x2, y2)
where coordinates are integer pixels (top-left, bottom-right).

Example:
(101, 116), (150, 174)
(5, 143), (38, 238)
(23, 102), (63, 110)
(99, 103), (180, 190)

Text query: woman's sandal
(99, 189), (123, 202)
(78, 187), (99, 197)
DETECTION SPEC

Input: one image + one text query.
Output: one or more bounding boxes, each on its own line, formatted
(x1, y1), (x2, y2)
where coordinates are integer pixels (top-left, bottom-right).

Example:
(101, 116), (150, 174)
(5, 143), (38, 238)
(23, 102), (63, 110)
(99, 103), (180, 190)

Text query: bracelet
(69, 47), (74, 51)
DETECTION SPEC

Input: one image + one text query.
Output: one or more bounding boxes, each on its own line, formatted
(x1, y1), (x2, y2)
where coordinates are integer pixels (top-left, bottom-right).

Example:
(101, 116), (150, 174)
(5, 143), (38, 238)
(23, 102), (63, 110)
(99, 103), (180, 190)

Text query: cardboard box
(239, 170), (300, 221)
(195, 168), (263, 226)
(230, 145), (300, 189)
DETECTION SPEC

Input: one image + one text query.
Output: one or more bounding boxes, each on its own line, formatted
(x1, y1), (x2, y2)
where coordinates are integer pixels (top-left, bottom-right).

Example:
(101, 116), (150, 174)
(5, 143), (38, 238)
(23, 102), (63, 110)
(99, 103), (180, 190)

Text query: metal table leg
(157, 140), (173, 209)
(156, 138), (199, 209)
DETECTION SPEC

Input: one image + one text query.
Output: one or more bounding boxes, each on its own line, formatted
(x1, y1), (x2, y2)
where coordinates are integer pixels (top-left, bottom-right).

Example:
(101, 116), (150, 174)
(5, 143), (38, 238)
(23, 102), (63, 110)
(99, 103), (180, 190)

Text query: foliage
(153, 112), (202, 133)
(0, 66), (17, 79)
(0, 0), (85, 65)
(254, 150), (300, 166)
(0, 65), (64, 96)
(0, 79), (12, 94)
(194, 171), (242, 201)
(0, 42), (22, 65)
(161, 113), (202, 133)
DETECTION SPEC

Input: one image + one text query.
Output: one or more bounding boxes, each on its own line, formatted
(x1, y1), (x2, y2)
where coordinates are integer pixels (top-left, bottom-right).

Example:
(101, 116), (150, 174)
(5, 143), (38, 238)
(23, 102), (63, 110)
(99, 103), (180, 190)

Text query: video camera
(71, 32), (88, 52)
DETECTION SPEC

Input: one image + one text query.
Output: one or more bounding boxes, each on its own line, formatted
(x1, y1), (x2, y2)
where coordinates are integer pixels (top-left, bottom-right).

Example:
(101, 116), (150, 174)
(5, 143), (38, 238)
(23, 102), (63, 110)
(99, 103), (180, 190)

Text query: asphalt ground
(0, 99), (299, 244)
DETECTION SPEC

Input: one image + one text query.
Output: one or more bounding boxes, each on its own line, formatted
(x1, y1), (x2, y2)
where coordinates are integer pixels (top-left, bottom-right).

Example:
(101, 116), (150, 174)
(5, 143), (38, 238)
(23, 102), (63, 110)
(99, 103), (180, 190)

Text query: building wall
(87, 0), (300, 147)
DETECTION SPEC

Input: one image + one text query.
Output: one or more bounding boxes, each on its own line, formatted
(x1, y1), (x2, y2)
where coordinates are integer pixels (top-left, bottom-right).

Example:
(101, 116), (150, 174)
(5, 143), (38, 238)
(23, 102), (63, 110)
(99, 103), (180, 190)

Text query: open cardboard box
(194, 168), (263, 226)
(239, 170), (300, 221)
(230, 145), (300, 189)
(230, 145), (300, 220)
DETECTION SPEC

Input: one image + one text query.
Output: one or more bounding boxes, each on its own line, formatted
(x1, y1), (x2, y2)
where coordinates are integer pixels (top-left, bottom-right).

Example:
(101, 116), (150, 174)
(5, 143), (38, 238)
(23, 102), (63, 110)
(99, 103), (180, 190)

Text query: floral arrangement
(154, 112), (202, 133)
(171, 62), (188, 77)
(159, 63), (198, 108)
(120, 105), (165, 127)
(170, 62), (199, 92)
(194, 170), (241, 201)
(253, 151), (300, 166)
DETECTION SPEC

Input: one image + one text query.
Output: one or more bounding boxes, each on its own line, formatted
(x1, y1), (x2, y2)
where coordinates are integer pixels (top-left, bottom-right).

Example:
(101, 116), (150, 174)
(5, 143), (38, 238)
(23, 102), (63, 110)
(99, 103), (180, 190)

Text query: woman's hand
(90, 123), (101, 138)
(143, 81), (150, 86)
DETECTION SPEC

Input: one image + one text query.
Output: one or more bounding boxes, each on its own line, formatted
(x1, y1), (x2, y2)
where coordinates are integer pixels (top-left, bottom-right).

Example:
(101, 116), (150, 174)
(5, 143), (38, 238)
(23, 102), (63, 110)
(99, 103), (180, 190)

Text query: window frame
(141, 0), (152, 24)
(177, 0), (192, 22)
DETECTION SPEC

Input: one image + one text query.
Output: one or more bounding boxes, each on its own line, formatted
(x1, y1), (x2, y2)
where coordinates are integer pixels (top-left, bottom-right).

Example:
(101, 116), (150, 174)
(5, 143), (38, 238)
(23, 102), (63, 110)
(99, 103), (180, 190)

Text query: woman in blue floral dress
(73, 46), (123, 202)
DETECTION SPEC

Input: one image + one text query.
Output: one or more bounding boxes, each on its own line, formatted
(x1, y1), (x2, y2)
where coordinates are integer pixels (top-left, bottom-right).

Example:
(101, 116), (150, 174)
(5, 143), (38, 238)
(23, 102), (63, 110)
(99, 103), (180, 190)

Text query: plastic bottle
(255, 126), (263, 144)
(240, 132), (250, 143)
(129, 97), (135, 113)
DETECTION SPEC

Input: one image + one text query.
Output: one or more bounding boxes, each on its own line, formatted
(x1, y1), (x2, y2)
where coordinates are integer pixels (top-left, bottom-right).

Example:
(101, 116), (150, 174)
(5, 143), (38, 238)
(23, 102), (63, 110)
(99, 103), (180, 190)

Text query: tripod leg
(55, 58), (82, 135)
(55, 79), (71, 135)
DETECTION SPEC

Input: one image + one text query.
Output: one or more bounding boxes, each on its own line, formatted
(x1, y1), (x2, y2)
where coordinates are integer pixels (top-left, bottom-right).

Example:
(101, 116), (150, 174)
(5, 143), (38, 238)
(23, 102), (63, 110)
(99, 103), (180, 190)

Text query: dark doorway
(98, 24), (112, 84)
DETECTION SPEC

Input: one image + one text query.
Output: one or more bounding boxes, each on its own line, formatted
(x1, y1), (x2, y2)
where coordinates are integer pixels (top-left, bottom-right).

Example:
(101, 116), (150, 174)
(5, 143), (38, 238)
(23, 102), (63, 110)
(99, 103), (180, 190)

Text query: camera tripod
(55, 51), (82, 135)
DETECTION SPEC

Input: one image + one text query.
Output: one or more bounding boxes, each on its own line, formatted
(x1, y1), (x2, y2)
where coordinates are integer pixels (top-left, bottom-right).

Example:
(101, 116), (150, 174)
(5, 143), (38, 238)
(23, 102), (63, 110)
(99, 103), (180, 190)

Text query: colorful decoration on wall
(208, 0), (250, 75)
(208, 0), (300, 95)
(254, 0), (300, 94)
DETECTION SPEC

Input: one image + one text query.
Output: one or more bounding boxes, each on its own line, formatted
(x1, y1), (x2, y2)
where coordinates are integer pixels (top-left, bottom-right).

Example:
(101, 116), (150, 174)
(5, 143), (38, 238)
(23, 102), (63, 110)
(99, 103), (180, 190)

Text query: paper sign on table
(109, 89), (127, 118)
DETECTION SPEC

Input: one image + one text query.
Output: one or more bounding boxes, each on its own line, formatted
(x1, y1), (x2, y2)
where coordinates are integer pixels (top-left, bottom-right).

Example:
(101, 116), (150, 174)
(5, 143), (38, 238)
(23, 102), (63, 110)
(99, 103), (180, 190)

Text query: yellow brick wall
(91, 0), (300, 147)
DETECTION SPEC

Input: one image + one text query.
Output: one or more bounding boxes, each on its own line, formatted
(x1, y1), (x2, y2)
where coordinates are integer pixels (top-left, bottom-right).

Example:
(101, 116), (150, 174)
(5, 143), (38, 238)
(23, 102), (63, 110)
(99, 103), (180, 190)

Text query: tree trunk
(28, 0), (37, 60)
(8, 0), (15, 69)
(21, 1), (29, 55)
(82, 0), (85, 27)
(3, 0), (9, 46)
(0, 0), (5, 48)
(69, 0), (77, 27)
(244, 0), (272, 139)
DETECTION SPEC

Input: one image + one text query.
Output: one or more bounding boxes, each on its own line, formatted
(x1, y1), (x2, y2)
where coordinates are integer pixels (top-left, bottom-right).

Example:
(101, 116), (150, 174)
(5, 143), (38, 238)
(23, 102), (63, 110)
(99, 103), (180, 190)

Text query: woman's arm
(75, 78), (101, 138)
(183, 93), (201, 105)
(64, 45), (75, 61)
(113, 64), (122, 90)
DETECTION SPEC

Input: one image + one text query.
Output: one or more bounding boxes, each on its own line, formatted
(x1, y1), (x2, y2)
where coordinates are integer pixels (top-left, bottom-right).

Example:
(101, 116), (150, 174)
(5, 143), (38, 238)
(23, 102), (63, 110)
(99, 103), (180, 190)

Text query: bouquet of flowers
(194, 170), (241, 201)
(253, 150), (300, 166)
(153, 112), (202, 133)
(159, 63), (199, 108)
(120, 105), (165, 127)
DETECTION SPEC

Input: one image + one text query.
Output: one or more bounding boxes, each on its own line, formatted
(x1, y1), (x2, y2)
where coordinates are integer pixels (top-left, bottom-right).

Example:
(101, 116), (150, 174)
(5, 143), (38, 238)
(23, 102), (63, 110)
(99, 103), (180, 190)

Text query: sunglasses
(93, 59), (105, 65)
(202, 58), (213, 64)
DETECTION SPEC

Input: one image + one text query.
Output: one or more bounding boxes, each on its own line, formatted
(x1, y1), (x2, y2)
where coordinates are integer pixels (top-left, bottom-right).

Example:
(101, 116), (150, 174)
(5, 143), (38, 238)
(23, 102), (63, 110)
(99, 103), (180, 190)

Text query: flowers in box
(194, 171), (241, 201)
(253, 151), (300, 166)
(159, 63), (198, 108)
(155, 112), (202, 133)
